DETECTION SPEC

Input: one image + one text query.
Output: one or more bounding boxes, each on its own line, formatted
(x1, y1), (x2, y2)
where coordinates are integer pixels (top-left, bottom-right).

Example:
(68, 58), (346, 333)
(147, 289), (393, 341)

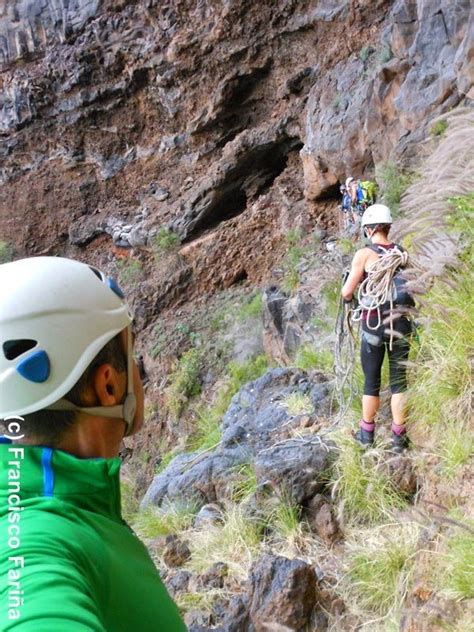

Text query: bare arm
(341, 249), (367, 301)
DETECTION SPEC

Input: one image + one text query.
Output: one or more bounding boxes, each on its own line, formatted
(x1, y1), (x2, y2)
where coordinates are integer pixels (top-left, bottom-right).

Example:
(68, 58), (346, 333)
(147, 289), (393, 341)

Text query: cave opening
(183, 136), (303, 241)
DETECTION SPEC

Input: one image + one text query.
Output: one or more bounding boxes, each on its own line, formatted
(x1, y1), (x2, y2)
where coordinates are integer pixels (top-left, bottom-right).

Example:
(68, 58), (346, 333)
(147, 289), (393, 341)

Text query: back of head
(0, 257), (132, 422)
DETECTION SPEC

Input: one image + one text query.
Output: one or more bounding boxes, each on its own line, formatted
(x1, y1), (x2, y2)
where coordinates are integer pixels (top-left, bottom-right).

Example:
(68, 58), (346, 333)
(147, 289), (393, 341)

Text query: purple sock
(392, 423), (406, 436)
(360, 419), (375, 432)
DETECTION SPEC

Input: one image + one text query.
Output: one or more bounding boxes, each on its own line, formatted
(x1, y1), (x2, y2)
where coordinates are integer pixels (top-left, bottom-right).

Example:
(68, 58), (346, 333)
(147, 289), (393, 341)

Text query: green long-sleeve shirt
(0, 442), (186, 631)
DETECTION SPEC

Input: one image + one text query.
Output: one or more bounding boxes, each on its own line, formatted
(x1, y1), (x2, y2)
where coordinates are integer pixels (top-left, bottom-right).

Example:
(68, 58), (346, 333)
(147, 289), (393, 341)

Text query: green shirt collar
(0, 443), (123, 522)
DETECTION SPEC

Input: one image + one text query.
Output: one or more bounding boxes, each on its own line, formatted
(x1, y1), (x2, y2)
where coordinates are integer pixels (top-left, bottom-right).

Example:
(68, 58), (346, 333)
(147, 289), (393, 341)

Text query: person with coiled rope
(341, 204), (415, 453)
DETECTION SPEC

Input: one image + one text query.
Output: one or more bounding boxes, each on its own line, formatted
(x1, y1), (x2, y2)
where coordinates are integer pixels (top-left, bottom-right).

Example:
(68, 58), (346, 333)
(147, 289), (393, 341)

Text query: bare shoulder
(352, 246), (378, 270)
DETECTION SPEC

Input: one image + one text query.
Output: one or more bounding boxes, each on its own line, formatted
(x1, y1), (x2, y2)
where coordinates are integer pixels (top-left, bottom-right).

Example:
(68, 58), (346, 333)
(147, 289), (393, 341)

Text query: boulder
(142, 369), (332, 510)
(254, 438), (333, 504)
(248, 554), (318, 632)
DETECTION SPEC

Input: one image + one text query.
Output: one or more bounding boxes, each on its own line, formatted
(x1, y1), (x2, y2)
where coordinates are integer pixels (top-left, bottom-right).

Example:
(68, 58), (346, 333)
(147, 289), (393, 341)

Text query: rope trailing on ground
(332, 273), (359, 419)
(352, 247), (409, 350)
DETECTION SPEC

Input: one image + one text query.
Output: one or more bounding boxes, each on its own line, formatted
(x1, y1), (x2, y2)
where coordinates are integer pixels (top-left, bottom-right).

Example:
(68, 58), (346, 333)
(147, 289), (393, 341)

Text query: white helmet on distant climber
(0, 257), (136, 434)
(345, 176), (354, 188)
(361, 203), (393, 226)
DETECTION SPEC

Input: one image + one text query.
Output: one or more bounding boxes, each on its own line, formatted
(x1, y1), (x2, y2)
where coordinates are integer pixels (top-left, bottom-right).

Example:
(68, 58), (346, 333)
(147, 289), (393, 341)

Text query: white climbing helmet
(0, 257), (136, 434)
(361, 203), (393, 226)
(345, 176), (354, 187)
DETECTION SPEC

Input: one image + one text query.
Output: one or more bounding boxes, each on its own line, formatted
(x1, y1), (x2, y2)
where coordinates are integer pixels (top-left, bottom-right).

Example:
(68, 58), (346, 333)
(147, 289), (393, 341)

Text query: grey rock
(254, 438), (333, 504)
(68, 217), (104, 246)
(142, 369), (332, 510)
(127, 226), (148, 247)
(193, 503), (224, 529)
(165, 570), (192, 597)
(153, 187), (170, 201)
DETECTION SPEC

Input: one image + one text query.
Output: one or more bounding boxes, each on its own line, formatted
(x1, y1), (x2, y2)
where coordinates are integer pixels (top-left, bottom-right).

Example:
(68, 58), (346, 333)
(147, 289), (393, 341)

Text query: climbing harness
(352, 245), (411, 350)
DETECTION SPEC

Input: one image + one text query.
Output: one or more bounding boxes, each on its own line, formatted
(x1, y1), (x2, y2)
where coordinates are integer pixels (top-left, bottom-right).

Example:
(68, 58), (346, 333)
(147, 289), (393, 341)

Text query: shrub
(152, 227), (180, 254)
(0, 241), (13, 264)
(166, 349), (202, 417)
(378, 43), (393, 64)
(281, 244), (305, 295)
(149, 323), (167, 359)
(378, 161), (415, 216)
(359, 46), (374, 62)
(285, 228), (304, 247)
(430, 119), (448, 137)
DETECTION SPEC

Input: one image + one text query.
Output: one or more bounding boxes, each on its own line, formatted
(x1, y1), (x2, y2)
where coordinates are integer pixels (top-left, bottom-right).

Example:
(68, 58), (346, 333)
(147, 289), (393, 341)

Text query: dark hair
(365, 223), (391, 236)
(5, 334), (127, 447)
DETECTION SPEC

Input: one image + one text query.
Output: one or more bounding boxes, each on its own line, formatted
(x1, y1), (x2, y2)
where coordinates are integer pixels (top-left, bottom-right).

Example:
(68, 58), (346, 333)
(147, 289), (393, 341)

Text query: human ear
(92, 364), (124, 407)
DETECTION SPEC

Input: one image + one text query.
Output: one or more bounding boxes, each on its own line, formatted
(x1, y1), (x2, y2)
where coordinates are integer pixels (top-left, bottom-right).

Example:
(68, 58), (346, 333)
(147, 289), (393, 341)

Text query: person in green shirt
(0, 257), (186, 631)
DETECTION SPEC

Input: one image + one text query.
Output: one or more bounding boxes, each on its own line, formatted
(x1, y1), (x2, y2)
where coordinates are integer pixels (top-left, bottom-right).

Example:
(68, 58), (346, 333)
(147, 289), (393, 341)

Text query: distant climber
(341, 204), (414, 453)
(344, 177), (378, 225)
(339, 184), (354, 228)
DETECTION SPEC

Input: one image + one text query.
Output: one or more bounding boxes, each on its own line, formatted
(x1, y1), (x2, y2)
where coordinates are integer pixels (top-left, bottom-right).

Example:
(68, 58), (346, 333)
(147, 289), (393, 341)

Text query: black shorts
(361, 316), (412, 396)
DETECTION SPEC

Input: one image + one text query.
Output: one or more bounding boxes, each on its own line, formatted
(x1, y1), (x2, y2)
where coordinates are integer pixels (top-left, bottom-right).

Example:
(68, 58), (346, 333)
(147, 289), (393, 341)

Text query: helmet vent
(89, 266), (104, 281)
(3, 339), (38, 360)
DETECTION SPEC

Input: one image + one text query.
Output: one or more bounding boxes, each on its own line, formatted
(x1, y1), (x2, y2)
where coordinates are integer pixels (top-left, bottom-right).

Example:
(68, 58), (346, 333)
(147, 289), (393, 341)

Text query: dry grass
(340, 522), (420, 627)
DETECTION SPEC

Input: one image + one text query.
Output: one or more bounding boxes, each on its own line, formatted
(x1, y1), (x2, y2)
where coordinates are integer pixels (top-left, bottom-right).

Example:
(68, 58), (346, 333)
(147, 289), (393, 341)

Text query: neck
(371, 232), (391, 245)
(21, 414), (125, 459)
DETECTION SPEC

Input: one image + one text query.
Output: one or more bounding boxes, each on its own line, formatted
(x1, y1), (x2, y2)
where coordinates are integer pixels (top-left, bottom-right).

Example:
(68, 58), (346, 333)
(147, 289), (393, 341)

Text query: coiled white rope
(352, 246), (409, 350)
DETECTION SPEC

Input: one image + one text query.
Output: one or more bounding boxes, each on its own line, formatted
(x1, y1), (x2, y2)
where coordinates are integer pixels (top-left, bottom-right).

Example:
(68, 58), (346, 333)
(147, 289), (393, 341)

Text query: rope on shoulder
(352, 246), (409, 350)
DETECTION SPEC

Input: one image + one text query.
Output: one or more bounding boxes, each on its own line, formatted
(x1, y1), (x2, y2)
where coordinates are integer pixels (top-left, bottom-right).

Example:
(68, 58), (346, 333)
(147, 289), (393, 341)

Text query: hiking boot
(391, 432), (410, 454)
(354, 428), (374, 447)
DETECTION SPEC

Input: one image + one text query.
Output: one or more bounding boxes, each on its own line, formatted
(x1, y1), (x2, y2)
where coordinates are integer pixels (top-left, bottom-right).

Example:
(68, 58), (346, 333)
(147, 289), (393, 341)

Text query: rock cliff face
(0, 0), (471, 308)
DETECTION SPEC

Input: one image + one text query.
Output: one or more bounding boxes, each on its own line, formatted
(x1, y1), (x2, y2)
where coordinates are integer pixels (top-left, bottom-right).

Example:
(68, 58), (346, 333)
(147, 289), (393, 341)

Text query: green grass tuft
(237, 292), (263, 320)
(430, 120), (448, 137)
(132, 503), (197, 539)
(439, 529), (474, 600)
(280, 392), (314, 416)
(295, 344), (333, 372)
(407, 270), (472, 429)
(230, 464), (258, 503)
(152, 227), (180, 254)
(345, 523), (419, 619)
(187, 505), (262, 579)
(332, 434), (408, 523)
(438, 424), (474, 478)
